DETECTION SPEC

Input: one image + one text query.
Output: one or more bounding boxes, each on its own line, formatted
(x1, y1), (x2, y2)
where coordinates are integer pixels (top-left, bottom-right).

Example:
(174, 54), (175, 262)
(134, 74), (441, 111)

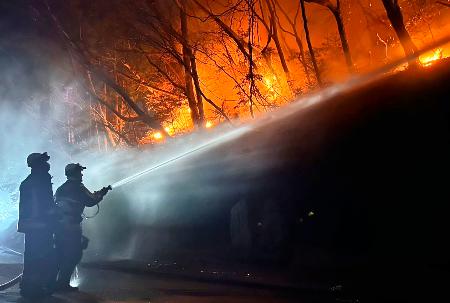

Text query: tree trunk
(180, 0), (201, 127)
(190, 55), (205, 124)
(437, 1), (450, 8)
(293, 27), (312, 85)
(381, 0), (417, 58)
(332, 2), (354, 72)
(304, 0), (353, 72)
(45, 3), (165, 133)
(300, 0), (322, 86)
(265, 0), (290, 80)
(272, 0), (312, 85)
(248, 0), (256, 118)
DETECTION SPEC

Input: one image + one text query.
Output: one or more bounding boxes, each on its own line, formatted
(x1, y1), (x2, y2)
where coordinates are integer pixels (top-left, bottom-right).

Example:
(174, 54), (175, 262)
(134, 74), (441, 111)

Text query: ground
(0, 265), (336, 303)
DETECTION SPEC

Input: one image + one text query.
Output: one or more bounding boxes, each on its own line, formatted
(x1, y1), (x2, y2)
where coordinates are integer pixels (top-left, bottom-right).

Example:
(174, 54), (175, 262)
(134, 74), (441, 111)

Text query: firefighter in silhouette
(54, 163), (111, 292)
(18, 152), (58, 299)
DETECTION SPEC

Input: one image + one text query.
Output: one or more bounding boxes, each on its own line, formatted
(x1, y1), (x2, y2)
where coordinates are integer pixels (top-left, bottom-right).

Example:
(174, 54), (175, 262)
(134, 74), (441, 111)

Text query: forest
(0, 0), (449, 148)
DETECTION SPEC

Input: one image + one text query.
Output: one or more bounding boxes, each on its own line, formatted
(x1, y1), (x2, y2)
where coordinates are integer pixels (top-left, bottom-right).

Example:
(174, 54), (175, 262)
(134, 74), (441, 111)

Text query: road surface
(0, 266), (336, 303)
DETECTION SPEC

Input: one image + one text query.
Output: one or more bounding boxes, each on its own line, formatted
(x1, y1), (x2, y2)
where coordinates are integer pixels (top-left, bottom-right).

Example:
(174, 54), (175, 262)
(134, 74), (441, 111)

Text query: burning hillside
(1, 2), (450, 300)
(3, 0), (445, 148)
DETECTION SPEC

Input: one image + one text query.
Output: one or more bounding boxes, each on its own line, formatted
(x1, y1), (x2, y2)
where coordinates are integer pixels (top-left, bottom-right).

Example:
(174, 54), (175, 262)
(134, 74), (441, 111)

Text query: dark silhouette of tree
(437, 1), (450, 8)
(304, 0), (354, 72)
(263, 0), (291, 81)
(381, 0), (418, 58)
(300, 0), (322, 86)
(272, 0), (313, 86)
(43, 0), (169, 144)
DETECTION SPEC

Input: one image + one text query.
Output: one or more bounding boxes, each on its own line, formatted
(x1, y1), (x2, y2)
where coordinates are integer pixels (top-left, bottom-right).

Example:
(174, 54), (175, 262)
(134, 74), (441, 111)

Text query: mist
(0, 37), (341, 263)
(0, 33), (392, 263)
(2, 0), (446, 267)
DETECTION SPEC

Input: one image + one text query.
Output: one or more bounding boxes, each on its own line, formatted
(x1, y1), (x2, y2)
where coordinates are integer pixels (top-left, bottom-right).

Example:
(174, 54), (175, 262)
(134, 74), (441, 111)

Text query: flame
(153, 132), (163, 140)
(264, 76), (274, 89)
(95, 2), (450, 148)
(164, 126), (175, 136)
(263, 75), (279, 101)
(420, 48), (444, 67)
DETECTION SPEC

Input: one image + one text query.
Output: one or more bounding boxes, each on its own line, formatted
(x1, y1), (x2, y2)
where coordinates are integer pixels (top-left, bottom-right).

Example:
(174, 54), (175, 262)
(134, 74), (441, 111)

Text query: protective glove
(100, 185), (112, 196)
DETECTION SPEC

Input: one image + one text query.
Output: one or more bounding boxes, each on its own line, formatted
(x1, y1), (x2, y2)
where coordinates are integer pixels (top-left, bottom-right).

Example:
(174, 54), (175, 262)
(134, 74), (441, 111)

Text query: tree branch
(44, 1), (167, 133)
(437, 1), (450, 8)
(192, 0), (251, 61)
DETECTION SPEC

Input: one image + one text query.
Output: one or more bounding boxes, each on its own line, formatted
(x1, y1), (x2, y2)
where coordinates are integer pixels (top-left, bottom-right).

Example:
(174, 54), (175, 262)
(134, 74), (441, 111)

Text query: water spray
(111, 126), (251, 189)
(109, 36), (450, 190)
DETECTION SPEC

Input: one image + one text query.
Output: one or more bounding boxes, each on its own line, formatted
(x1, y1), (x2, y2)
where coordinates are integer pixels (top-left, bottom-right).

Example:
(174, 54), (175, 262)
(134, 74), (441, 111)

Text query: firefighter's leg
(56, 230), (82, 288)
(45, 235), (58, 292)
(20, 231), (54, 298)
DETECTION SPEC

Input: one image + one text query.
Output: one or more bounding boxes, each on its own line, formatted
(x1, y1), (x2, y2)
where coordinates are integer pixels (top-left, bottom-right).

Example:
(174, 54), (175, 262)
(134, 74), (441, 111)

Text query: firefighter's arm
(80, 184), (111, 207)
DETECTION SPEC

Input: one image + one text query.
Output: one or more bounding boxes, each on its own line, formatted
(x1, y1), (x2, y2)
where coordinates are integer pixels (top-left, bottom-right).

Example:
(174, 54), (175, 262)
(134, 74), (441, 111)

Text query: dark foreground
(0, 264), (339, 303)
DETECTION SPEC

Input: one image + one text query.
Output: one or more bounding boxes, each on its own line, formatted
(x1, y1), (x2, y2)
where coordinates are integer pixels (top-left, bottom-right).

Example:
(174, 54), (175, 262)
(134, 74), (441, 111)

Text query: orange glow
(85, 1), (450, 147)
(162, 104), (194, 136)
(420, 48), (445, 67)
(153, 132), (163, 140)
(164, 126), (176, 136)
(263, 75), (279, 101)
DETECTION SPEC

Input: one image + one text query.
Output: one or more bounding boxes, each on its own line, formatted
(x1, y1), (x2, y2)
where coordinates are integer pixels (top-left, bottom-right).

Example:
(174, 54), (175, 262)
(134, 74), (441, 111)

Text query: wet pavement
(0, 265), (336, 303)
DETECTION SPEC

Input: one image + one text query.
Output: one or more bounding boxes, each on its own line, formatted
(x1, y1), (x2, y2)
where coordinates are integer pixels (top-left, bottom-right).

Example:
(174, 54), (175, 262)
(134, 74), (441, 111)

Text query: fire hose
(0, 274), (22, 291)
(0, 246), (22, 291)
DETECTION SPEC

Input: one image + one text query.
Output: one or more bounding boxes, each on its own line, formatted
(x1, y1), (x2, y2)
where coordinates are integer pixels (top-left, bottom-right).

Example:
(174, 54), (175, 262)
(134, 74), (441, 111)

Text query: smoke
(2, 0), (446, 264)
(0, 31), (377, 261)
(0, 59), (72, 232)
(0, 37), (261, 258)
(0, 2), (79, 236)
(0, 5), (266, 259)
(75, 82), (350, 261)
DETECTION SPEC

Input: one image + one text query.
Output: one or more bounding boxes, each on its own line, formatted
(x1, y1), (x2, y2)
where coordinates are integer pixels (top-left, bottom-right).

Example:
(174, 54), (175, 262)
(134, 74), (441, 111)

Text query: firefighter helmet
(26, 152), (50, 168)
(65, 163), (86, 177)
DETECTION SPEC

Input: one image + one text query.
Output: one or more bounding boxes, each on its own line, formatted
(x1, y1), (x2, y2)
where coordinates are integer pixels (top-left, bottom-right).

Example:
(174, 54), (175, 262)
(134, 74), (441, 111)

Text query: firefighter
(18, 152), (58, 299)
(54, 163), (111, 292)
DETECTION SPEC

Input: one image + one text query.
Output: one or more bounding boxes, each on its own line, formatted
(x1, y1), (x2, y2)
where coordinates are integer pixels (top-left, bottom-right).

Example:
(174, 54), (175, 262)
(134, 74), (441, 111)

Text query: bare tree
(179, 0), (203, 127)
(191, 0), (285, 115)
(272, 0), (313, 85)
(132, 0), (233, 127)
(380, 0), (418, 58)
(192, 0), (251, 60)
(42, 1), (169, 146)
(436, 1), (450, 8)
(33, 0), (437, 147)
(262, 0), (291, 80)
(304, 0), (354, 72)
(300, 0), (323, 86)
